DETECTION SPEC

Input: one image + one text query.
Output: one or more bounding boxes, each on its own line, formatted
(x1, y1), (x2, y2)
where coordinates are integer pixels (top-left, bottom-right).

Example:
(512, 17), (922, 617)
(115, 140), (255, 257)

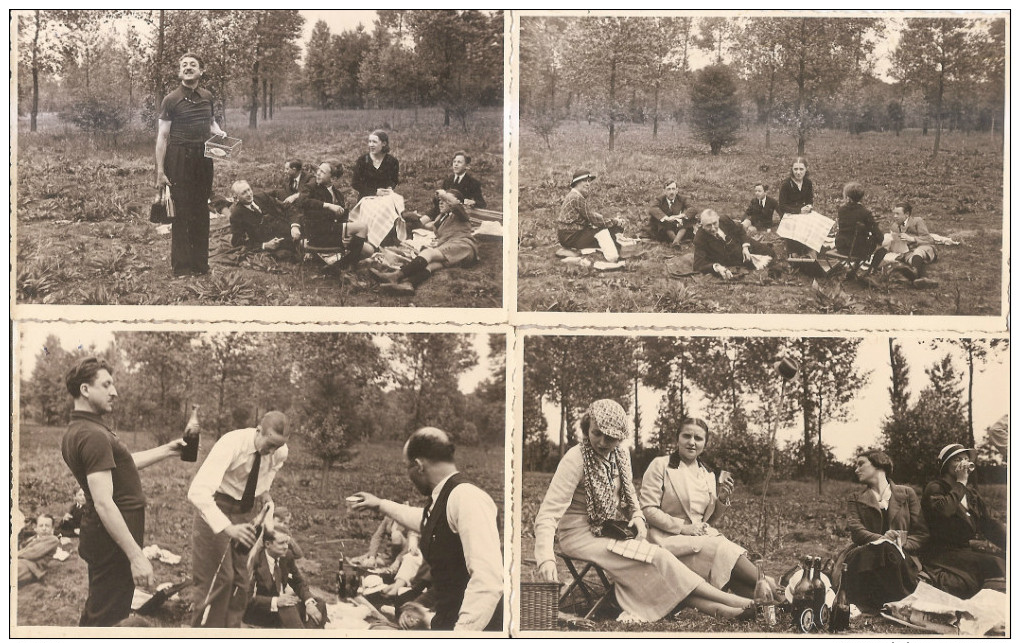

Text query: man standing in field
(60, 357), (185, 626)
(351, 427), (503, 631)
(155, 52), (227, 277)
(187, 411), (290, 628)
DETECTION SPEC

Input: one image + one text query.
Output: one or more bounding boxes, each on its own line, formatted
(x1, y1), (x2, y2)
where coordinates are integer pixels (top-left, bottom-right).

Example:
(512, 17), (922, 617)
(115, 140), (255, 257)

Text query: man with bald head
(228, 180), (295, 256)
(693, 208), (775, 279)
(187, 411), (291, 627)
(352, 427), (503, 631)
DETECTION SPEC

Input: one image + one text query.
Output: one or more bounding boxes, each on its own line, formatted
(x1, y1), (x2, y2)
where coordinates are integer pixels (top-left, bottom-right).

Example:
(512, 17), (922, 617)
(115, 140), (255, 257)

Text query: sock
(399, 256), (429, 279)
(341, 235), (365, 268)
(407, 267), (432, 287)
(909, 255), (926, 278)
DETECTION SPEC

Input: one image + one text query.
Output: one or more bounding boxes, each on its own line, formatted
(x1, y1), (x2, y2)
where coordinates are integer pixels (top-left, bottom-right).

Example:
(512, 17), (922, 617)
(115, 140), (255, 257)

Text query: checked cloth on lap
(776, 211), (836, 253)
(606, 538), (662, 564)
(349, 193), (408, 248)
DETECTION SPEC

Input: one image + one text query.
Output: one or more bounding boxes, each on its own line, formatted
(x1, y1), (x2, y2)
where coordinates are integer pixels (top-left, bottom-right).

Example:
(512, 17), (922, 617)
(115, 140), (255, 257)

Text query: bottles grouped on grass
(232, 502), (271, 555)
(829, 563), (851, 633)
(336, 552), (347, 598)
(181, 403), (200, 462)
(754, 559), (778, 626)
(811, 556), (829, 630)
(791, 556), (815, 632)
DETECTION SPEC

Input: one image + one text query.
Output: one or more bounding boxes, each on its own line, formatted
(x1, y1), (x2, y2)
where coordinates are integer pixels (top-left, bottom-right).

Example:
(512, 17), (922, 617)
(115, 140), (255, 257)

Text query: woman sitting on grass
(835, 182), (887, 283)
(534, 399), (754, 622)
(836, 451), (927, 613)
(639, 417), (773, 598)
(777, 157), (816, 257)
(556, 170), (624, 264)
(371, 189), (478, 295)
(351, 129), (400, 202)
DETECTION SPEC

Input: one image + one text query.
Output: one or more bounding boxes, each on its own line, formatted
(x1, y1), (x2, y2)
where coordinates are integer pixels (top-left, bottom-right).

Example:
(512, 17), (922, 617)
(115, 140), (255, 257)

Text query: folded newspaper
(882, 583), (1006, 636)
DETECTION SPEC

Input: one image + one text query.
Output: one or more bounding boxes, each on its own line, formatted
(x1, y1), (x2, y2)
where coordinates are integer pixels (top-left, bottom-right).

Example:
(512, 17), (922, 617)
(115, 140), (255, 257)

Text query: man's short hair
(843, 182), (865, 203)
(699, 209), (720, 224)
(265, 523), (291, 542)
(231, 180), (250, 196)
(895, 201), (913, 215)
(36, 513), (53, 525)
(65, 357), (112, 398)
(406, 427), (456, 463)
(179, 52), (204, 68)
(329, 163), (344, 179)
(286, 160), (302, 171)
(664, 179), (677, 188)
(754, 182), (768, 191)
(260, 410), (290, 437)
(453, 150), (471, 165)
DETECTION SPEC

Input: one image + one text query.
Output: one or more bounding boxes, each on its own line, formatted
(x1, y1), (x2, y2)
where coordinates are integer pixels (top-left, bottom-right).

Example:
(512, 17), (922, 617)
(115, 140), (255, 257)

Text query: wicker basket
(204, 135), (242, 159)
(520, 581), (560, 631)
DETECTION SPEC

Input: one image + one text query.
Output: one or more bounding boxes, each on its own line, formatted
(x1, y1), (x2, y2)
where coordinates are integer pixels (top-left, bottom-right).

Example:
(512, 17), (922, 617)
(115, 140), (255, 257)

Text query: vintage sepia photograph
(517, 12), (1006, 316)
(518, 332), (1008, 634)
(13, 10), (505, 309)
(12, 323), (507, 632)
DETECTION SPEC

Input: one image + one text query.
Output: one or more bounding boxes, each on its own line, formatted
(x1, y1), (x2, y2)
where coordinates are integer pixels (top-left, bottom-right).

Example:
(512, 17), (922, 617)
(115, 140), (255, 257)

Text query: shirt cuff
(270, 597), (278, 612)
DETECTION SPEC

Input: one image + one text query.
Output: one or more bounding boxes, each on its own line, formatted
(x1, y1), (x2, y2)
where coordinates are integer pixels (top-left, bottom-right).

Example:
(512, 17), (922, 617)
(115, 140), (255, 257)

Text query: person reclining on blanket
(18, 514), (61, 587)
(647, 179), (693, 245)
(879, 201), (939, 290)
(556, 170), (625, 263)
(228, 180), (297, 259)
(370, 189), (478, 295)
(293, 162), (373, 271)
(692, 209), (775, 280)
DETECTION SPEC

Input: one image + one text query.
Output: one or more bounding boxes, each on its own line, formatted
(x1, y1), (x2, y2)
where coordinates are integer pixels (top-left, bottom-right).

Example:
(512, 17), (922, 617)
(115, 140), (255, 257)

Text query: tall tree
(201, 332), (257, 437)
(231, 10), (303, 129)
(887, 338), (911, 422)
(640, 17), (689, 138)
(932, 338), (1007, 448)
(893, 18), (979, 156)
(733, 17), (786, 149)
(694, 16), (733, 63)
(689, 63), (742, 155)
(17, 11), (58, 132)
(389, 333), (478, 432)
(303, 20), (334, 109)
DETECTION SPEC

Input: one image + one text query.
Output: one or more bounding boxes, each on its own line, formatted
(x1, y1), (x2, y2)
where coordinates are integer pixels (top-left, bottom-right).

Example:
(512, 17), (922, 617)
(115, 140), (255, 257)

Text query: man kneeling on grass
(370, 189), (478, 295)
(693, 209), (775, 280)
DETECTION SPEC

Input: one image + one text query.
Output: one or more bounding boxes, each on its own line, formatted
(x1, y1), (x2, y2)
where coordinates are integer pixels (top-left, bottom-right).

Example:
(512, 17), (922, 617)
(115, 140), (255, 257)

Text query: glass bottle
(754, 559), (777, 626)
(829, 563), (851, 633)
(181, 403), (200, 462)
(791, 556), (815, 632)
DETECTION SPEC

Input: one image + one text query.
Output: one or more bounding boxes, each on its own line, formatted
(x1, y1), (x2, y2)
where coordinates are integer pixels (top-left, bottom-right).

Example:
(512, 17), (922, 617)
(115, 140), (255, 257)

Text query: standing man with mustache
(60, 357), (185, 626)
(155, 52), (227, 277)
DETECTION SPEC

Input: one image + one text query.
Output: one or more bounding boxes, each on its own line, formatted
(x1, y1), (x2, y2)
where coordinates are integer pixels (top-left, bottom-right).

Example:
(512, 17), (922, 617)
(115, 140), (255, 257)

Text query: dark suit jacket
(243, 552), (314, 628)
(777, 177), (814, 215)
(295, 182), (347, 246)
(274, 171), (314, 202)
(442, 173), (485, 209)
(921, 478), (1006, 551)
(743, 196), (779, 229)
(692, 214), (750, 273)
(847, 484), (928, 552)
(229, 194), (294, 251)
(835, 202), (883, 258)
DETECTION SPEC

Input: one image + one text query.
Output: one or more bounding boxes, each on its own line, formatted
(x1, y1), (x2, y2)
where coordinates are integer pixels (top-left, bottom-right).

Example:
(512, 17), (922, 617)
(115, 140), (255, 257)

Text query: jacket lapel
(664, 465), (695, 523)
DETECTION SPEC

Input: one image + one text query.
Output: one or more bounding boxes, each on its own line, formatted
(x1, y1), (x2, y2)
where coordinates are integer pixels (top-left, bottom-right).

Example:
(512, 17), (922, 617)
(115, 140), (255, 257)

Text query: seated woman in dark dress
(351, 129), (400, 202)
(777, 156), (815, 256)
(835, 182), (887, 278)
(836, 451), (927, 613)
(920, 444), (1006, 599)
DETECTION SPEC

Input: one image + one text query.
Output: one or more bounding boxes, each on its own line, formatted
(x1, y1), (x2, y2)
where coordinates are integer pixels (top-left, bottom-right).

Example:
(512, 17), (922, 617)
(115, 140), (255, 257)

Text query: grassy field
(517, 121), (1003, 315)
(519, 470), (1007, 634)
(15, 422), (506, 628)
(14, 107), (503, 308)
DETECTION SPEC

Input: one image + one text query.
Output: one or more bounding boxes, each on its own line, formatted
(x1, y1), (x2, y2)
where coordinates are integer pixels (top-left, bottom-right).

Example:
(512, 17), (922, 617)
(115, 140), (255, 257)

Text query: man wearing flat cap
(920, 443), (1006, 598)
(556, 170), (625, 263)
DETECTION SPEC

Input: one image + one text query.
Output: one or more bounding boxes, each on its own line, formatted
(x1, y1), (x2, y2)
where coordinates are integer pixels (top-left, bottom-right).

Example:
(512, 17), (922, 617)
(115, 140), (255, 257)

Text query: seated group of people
(17, 487), (87, 587)
(557, 157), (942, 287)
(534, 400), (1006, 624)
(223, 129), (487, 295)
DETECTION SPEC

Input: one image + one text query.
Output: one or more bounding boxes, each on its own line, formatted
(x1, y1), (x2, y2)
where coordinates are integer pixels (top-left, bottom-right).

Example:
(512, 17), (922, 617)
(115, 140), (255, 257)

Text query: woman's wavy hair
(668, 417), (712, 470)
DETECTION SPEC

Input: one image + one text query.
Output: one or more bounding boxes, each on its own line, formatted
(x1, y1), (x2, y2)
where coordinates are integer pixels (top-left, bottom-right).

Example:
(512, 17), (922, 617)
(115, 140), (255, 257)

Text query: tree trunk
(30, 10), (40, 132)
(966, 343), (975, 448)
(249, 56), (260, 129)
(261, 78), (268, 120)
(796, 20), (807, 155)
(154, 10), (165, 102)
(558, 389), (567, 457)
(608, 55), (617, 152)
(652, 83), (660, 138)
(269, 81), (274, 119)
(444, 107), (450, 126)
(633, 373), (640, 448)
(933, 64), (944, 156)
(816, 390), (823, 495)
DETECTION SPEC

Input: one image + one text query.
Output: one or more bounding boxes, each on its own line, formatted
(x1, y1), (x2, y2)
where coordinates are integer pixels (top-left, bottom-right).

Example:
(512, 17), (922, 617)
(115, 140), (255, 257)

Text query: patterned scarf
(581, 438), (638, 536)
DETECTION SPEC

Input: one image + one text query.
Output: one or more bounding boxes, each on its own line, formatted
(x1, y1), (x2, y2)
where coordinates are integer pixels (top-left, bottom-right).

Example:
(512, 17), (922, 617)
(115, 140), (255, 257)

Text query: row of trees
(16, 10), (503, 134)
(521, 16), (1005, 156)
(523, 336), (1006, 486)
(20, 332), (505, 481)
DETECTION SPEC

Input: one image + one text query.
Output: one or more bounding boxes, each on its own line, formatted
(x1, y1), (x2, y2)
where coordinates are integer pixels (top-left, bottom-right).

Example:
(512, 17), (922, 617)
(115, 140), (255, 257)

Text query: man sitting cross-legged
(228, 180), (296, 259)
(242, 524), (326, 629)
(693, 209), (775, 280)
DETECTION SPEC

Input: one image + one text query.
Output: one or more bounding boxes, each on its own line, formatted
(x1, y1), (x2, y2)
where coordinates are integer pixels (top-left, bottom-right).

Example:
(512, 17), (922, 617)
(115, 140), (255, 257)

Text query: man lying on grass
(693, 209), (776, 280)
(228, 180), (297, 260)
(878, 201), (939, 290)
(370, 189), (479, 295)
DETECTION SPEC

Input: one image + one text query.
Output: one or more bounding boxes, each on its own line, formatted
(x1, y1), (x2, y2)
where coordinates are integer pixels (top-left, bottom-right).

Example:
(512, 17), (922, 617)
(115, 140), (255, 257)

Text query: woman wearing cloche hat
(532, 399), (755, 623)
(919, 443), (1006, 598)
(556, 170), (626, 263)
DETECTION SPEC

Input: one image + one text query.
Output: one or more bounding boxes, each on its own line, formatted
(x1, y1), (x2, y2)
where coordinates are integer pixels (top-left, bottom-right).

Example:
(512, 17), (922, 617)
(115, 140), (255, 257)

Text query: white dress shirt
(187, 427), (288, 534)
(378, 472), (503, 630)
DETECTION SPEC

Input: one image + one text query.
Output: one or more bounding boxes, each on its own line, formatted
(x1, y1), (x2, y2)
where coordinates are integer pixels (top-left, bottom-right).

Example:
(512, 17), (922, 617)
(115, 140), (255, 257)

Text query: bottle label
(796, 608), (815, 632)
(757, 604), (777, 626)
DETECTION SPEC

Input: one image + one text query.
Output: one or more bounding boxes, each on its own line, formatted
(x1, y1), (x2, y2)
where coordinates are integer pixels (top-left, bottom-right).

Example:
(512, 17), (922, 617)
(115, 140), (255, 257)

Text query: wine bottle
(811, 556), (829, 630)
(791, 557), (815, 632)
(754, 559), (777, 626)
(829, 563), (851, 633)
(336, 553), (347, 599)
(232, 502), (271, 555)
(181, 403), (200, 462)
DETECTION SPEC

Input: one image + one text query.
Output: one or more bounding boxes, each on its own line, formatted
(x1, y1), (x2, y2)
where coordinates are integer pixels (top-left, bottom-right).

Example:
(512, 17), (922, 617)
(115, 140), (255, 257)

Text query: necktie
(420, 498), (433, 533)
(239, 451), (261, 513)
(273, 559), (283, 594)
(293, 178), (299, 191)
(455, 174), (461, 185)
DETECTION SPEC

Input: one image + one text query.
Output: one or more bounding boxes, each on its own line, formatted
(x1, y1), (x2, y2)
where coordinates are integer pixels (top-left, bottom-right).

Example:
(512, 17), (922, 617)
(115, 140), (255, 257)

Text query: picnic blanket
(882, 583), (1006, 636)
(349, 194), (408, 248)
(776, 212), (836, 253)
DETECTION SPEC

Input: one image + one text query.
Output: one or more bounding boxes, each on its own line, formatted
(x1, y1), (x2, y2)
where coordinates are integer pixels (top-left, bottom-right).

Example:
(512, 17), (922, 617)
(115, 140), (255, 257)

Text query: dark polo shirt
(61, 410), (145, 513)
(158, 84), (214, 146)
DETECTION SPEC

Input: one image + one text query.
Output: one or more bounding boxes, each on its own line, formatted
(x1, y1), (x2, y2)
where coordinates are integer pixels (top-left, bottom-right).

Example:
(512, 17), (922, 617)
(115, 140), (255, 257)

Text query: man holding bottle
(187, 411), (290, 627)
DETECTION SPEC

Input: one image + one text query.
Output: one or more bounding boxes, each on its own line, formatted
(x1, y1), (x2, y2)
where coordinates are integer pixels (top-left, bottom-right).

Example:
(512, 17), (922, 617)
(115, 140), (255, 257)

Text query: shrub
(689, 64), (741, 155)
(59, 96), (129, 140)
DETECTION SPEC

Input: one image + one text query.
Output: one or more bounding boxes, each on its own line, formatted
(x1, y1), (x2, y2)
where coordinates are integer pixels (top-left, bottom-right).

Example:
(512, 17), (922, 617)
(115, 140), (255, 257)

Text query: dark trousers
(191, 494), (254, 627)
(77, 508), (145, 626)
(430, 594), (503, 631)
(166, 143), (214, 275)
(556, 226), (623, 250)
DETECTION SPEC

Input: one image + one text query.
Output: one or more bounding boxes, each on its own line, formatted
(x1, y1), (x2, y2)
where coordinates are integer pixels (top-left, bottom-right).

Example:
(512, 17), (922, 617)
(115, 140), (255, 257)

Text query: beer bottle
(811, 556), (829, 630)
(829, 563), (851, 633)
(232, 502), (271, 555)
(336, 553), (347, 599)
(181, 403), (200, 462)
(754, 559), (777, 626)
(791, 557), (815, 632)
